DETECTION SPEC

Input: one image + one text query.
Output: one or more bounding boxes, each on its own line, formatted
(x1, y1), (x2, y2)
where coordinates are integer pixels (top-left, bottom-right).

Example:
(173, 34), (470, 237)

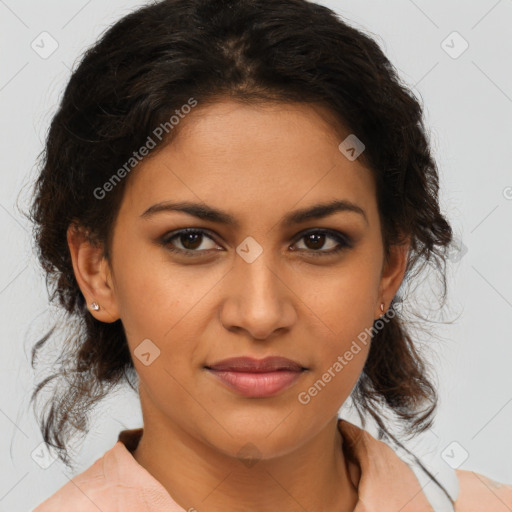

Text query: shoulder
(32, 428), (183, 512)
(32, 439), (150, 512)
(338, 419), (512, 512)
(454, 469), (512, 512)
(32, 455), (108, 512)
(32, 429), (169, 512)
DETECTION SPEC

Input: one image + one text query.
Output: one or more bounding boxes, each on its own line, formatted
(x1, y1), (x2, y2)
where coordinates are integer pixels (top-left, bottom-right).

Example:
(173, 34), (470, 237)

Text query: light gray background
(1, 0), (511, 510)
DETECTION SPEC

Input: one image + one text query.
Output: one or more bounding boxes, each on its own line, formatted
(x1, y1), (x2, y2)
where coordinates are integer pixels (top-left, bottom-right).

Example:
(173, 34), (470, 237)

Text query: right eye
(160, 228), (222, 256)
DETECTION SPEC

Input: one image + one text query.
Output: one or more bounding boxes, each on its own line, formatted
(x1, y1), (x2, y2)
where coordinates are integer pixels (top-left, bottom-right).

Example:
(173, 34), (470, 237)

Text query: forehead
(119, 100), (377, 225)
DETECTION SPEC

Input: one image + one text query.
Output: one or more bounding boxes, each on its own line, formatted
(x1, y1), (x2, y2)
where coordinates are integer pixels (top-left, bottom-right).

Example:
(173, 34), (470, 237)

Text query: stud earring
(90, 302), (100, 311)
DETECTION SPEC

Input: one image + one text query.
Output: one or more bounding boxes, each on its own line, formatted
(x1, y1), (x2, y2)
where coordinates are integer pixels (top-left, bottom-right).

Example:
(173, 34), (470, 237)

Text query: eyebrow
(140, 199), (368, 227)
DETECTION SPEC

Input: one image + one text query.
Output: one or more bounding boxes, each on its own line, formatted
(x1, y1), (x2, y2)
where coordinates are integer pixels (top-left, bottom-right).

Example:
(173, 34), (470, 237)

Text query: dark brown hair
(28, 0), (453, 496)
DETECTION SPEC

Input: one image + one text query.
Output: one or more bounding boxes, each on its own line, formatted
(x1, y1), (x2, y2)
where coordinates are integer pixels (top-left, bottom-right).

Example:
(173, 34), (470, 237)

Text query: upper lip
(205, 356), (305, 372)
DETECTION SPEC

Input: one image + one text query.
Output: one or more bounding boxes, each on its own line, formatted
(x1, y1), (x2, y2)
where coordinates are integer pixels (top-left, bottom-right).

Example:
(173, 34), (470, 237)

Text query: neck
(132, 415), (359, 512)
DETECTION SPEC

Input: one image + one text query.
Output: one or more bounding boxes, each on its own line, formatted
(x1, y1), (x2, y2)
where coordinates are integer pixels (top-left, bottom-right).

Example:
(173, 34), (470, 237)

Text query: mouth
(205, 356), (306, 372)
(204, 356), (307, 398)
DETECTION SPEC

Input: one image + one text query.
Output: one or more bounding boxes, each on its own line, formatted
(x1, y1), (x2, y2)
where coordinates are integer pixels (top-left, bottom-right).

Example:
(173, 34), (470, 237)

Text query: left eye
(292, 230), (349, 253)
(161, 228), (351, 256)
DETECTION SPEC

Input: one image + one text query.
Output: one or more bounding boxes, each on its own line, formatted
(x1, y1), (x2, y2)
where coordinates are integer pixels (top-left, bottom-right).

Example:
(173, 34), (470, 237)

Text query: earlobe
(67, 224), (120, 323)
(376, 238), (410, 319)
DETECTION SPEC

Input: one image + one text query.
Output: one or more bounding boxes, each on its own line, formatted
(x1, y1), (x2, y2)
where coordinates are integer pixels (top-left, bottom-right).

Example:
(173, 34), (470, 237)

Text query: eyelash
(160, 228), (353, 258)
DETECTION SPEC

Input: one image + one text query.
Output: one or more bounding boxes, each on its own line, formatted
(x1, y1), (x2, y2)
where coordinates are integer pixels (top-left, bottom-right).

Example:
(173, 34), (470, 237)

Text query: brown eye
(161, 229), (220, 256)
(179, 231), (203, 250)
(292, 229), (352, 255)
(303, 233), (328, 250)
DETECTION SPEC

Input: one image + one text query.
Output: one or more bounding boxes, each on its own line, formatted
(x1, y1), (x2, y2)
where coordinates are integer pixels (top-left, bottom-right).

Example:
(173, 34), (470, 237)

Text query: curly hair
(28, 0), (453, 494)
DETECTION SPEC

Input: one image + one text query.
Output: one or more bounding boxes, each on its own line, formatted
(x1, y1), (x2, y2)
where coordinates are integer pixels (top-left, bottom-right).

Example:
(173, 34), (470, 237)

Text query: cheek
(112, 240), (219, 339)
(112, 258), (221, 396)
(296, 311), (373, 416)
(295, 262), (378, 403)
(303, 261), (379, 339)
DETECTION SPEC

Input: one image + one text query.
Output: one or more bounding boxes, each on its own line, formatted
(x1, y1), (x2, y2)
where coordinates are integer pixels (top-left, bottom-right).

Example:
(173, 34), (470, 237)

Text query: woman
(29, 0), (511, 510)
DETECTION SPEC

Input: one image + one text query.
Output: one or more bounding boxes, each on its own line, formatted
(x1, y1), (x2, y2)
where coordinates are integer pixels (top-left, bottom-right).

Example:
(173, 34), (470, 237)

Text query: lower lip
(206, 369), (304, 397)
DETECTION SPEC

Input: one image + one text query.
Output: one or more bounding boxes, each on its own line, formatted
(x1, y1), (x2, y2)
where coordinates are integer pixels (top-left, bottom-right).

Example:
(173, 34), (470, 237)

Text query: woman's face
(86, 100), (408, 458)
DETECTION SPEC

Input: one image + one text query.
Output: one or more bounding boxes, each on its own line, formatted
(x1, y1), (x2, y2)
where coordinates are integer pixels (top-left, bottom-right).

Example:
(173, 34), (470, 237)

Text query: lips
(205, 356), (306, 398)
(205, 356), (305, 372)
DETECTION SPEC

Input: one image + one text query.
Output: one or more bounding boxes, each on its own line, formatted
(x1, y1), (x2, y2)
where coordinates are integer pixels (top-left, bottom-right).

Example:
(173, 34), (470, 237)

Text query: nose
(219, 251), (297, 341)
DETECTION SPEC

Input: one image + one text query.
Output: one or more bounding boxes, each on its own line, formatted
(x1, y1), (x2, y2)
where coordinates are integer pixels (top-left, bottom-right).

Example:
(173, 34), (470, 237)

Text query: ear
(67, 223), (120, 323)
(376, 236), (410, 319)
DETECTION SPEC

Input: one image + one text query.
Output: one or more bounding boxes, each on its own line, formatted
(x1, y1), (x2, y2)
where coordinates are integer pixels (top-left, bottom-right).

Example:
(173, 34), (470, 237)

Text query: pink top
(33, 419), (512, 512)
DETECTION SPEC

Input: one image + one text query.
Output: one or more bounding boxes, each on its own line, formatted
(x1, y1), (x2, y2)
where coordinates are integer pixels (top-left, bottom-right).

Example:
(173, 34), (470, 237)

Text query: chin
(205, 417), (307, 460)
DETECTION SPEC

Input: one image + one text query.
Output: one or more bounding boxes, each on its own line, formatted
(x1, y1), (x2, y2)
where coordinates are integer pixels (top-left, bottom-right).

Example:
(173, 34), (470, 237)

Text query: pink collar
(101, 419), (438, 511)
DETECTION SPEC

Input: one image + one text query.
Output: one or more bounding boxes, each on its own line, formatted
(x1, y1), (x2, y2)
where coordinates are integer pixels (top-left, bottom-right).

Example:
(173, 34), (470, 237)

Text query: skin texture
(67, 100), (410, 512)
